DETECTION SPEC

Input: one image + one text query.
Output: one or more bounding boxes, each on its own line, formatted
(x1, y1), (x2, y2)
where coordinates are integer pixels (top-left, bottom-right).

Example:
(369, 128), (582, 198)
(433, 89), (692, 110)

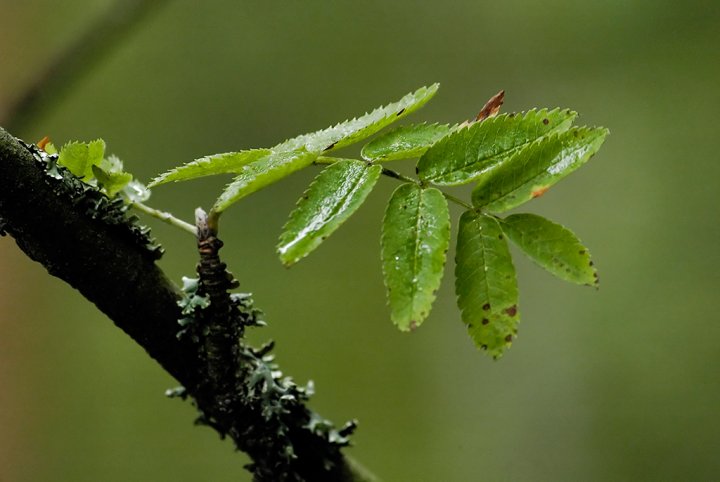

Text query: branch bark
(0, 127), (375, 482)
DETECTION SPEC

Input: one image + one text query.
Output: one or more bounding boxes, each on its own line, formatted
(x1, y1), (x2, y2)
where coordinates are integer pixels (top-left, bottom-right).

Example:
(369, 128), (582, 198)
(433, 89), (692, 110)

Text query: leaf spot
(532, 186), (549, 198)
(482, 303), (491, 311)
(542, 118), (549, 125)
(504, 305), (517, 317)
(481, 318), (489, 325)
(504, 334), (513, 342)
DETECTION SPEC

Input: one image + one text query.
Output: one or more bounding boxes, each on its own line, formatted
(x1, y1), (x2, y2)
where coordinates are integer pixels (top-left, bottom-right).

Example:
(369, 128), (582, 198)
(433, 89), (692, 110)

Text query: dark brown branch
(2, 0), (171, 133)
(0, 127), (374, 482)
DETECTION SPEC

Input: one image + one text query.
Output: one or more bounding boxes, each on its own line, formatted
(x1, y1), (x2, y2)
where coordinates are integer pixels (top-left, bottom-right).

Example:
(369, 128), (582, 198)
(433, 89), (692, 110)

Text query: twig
(316, 155), (475, 210)
(131, 201), (197, 236)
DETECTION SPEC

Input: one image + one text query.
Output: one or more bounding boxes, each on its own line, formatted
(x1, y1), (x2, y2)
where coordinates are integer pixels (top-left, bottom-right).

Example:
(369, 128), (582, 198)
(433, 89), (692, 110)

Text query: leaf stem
(314, 156), (336, 165)
(439, 191), (474, 210)
(316, 156), (474, 210)
(379, 167), (415, 184)
(380, 167), (474, 210)
(131, 201), (197, 236)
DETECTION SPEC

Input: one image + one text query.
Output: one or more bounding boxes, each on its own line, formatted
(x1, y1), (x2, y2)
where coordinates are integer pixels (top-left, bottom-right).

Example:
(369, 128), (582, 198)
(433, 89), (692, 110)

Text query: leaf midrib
(408, 187), (424, 322)
(284, 162), (370, 251)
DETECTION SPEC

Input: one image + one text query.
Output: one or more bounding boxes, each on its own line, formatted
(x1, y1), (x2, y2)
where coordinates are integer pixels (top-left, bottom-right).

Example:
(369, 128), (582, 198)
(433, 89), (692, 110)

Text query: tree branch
(0, 127), (375, 482)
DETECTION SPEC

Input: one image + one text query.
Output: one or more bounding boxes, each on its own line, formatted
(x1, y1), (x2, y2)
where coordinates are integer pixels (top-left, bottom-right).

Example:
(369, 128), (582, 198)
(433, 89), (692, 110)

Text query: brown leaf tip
(532, 186), (549, 198)
(475, 90), (505, 122)
(37, 136), (51, 151)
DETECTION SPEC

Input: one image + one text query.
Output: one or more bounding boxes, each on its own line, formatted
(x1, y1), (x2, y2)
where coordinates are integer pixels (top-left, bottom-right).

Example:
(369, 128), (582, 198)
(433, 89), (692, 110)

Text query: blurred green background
(1, 1), (719, 480)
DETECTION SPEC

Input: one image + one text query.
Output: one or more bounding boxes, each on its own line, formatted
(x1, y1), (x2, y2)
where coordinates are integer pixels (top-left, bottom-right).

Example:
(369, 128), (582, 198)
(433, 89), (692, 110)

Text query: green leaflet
(43, 142), (58, 155)
(275, 84), (439, 153)
(148, 149), (272, 187)
(92, 165), (133, 197)
(360, 123), (452, 162)
(472, 127), (608, 212)
(149, 85), (438, 195)
(455, 211), (519, 358)
(417, 108), (577, 186)
(58, 139), (106, 179)
(56, 141), (143, 201)
(278, 160), (381, 266)
(500, 213), (598, 286)
(381, 183), (450, 331)
(213, 149), (317, 212)
(92, 154), (134, 197)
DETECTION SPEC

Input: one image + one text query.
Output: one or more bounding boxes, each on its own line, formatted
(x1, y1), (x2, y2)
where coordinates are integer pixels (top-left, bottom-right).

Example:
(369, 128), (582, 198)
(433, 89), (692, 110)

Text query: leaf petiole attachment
(131, 201), (197, 236)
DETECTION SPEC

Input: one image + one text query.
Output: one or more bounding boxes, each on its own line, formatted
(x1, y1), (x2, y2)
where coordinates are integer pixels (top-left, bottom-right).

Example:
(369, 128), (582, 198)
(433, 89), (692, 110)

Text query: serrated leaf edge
(498, 214), (599, 287)
(275, 84), (440, 153)
(472, 126), (609, 211)
(381, 184), (449, 331)
(212, 149), (317, 213)
(277, 160), (381, 266)
(455, 212), (519, 359)
(148, 148), (273, 187)
(418, 107), (578, 186)
(360, 122), (453, 161)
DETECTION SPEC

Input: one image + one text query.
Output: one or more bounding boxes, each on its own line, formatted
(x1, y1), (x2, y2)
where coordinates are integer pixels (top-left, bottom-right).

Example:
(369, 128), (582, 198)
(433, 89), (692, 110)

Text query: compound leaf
(213, 149), (317, 212)
(417, 108), (577, 185)
(455, 211), (519, 358)
(149, 149), (272, 187)
(278, 159), (382, 266)
(361, 123), (452, 162)
(276, 84), (439, 153)
(381, 183), (450, 331)
(472, 126), (608, 212)
(500, 213), (598, 286)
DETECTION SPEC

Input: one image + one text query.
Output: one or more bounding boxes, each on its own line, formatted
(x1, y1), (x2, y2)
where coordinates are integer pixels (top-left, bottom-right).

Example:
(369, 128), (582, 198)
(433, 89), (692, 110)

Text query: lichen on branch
(0, 127), (372, 482)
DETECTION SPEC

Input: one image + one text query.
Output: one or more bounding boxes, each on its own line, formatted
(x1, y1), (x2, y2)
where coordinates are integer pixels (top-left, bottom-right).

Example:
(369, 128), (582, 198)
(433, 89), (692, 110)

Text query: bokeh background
(1, 1), (719, 481)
